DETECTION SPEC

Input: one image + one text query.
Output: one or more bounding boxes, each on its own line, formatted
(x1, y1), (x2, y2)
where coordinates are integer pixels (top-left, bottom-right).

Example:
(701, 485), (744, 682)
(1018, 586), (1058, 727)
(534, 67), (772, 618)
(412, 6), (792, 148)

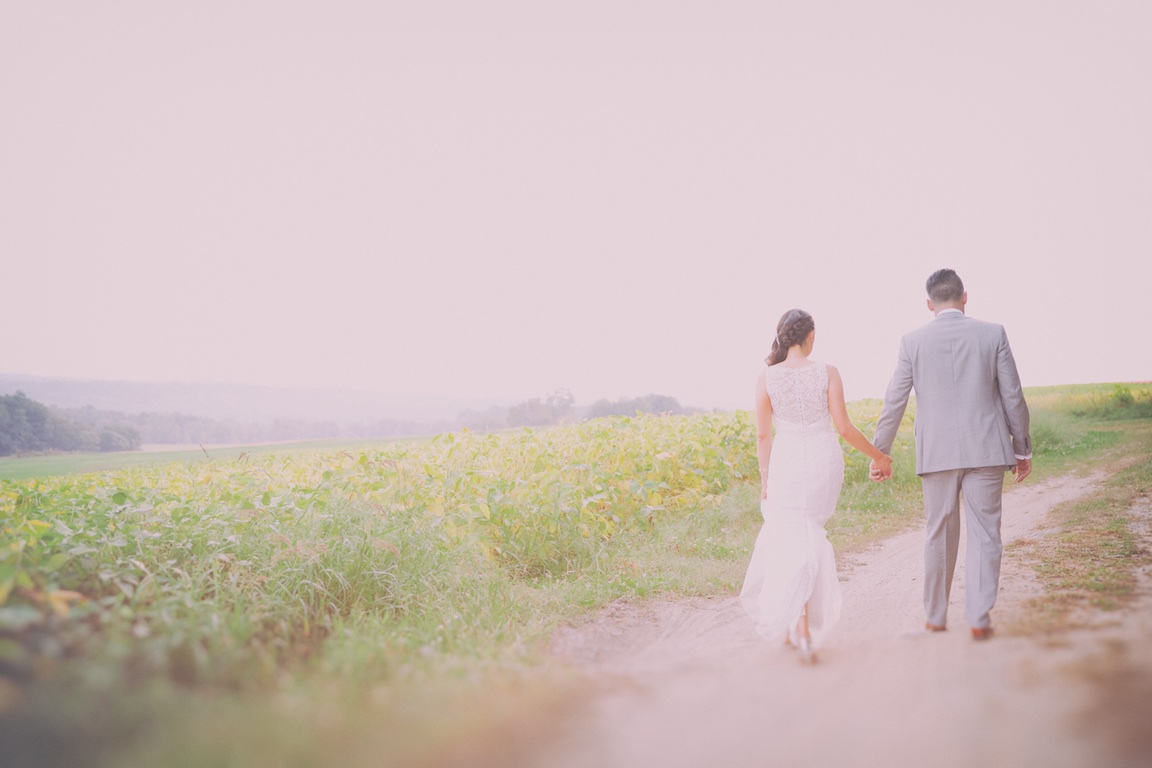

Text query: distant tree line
(507, 389), (575, 427)
(458, 390), (694, 431)
(1, 389), (701, 456)
(0, 392), (141, 456)
(58, 405), (454, 446)
(586, 393), (688, 419)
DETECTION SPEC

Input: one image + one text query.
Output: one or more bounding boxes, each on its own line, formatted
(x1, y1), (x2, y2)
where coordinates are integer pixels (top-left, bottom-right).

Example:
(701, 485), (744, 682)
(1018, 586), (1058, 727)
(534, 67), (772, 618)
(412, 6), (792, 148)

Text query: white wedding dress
(740, 362), (844, 648)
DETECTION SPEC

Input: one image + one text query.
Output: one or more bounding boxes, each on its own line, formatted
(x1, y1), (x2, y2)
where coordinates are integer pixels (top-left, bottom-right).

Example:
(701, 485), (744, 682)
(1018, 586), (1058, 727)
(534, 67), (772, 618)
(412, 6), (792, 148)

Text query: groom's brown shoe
(971, 627), (994, 640)
(925, 623), (946, 632)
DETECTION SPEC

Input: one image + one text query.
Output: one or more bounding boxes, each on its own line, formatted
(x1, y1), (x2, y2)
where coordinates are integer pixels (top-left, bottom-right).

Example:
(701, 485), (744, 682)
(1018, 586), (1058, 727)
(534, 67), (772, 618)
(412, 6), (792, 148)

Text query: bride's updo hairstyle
(766, 309), (815, 366)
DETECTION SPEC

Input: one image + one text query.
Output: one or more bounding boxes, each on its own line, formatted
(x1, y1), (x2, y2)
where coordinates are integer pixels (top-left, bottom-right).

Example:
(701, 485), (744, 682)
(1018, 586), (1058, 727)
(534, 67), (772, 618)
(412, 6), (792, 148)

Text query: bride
(740, 309), (892, 664)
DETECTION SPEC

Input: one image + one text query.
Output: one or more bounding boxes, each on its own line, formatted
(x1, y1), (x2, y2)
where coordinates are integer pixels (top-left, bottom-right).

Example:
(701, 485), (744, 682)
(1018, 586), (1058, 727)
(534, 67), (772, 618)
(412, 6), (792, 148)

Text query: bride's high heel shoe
(797, 636), (816, 665)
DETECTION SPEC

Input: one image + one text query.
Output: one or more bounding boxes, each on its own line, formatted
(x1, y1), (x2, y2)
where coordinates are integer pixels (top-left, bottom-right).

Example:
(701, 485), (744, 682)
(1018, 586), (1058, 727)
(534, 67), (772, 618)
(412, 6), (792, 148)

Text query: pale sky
(3, 2), (1150, 413)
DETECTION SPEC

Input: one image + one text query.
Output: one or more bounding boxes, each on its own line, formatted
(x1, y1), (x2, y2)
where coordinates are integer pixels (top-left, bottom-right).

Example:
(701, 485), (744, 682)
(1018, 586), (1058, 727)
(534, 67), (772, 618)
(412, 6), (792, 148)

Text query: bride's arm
(754, 369), (773, 500)
(827, 365), (891, 469)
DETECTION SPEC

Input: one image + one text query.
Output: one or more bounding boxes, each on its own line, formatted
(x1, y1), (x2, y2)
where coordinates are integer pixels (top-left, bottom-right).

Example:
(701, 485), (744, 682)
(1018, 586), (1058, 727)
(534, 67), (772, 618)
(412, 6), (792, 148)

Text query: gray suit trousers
(920, 466), (1005, 629)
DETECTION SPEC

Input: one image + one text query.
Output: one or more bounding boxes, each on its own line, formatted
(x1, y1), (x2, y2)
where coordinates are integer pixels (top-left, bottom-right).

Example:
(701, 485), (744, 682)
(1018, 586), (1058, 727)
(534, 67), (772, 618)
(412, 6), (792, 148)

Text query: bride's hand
(869, 454), (893, 482)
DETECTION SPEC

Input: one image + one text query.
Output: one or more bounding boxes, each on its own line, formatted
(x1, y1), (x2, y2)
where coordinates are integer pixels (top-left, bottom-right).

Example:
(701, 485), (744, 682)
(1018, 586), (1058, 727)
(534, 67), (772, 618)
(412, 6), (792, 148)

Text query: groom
(871, 268), (1032, 640)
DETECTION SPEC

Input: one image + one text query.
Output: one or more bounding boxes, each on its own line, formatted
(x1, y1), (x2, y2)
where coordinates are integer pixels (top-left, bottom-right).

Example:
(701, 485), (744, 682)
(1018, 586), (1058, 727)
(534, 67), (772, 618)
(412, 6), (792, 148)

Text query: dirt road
(535, 472), (1152, 768)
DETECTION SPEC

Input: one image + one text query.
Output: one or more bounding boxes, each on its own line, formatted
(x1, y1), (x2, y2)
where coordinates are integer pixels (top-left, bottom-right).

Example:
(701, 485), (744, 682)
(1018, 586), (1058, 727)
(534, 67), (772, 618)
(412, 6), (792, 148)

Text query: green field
(0, 382), (1148, 768)
(0, 437), (418, 481)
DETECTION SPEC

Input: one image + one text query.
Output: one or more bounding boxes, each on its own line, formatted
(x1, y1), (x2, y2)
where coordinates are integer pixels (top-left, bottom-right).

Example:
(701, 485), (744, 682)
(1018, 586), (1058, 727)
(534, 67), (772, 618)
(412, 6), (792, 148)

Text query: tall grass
(1027, 382), (1152, 421)
(1, 414), (756, 686)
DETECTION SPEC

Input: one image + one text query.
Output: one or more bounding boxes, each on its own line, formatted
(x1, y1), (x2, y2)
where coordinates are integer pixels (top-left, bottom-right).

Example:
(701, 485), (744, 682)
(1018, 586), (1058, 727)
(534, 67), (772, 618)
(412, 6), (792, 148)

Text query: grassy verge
(0, 384), (1146, 767)
(1007, 420), (1152, 636)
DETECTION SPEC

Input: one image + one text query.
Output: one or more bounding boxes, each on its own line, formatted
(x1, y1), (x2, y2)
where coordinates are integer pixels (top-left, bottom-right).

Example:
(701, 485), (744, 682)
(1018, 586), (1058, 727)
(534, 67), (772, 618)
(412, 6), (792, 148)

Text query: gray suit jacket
(873, 312), (1031, 476)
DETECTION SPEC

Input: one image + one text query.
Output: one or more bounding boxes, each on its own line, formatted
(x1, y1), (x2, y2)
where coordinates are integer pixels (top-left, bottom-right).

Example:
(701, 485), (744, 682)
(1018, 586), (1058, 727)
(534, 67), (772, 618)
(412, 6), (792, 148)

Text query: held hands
(869, 454), (893, 482)
(1012, 457), (1032, 483)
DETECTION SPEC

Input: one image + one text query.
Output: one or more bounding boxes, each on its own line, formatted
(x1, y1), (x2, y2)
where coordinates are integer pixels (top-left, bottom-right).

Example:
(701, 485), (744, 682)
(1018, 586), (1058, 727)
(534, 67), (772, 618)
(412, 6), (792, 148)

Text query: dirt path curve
(536, 472), (1152, 768)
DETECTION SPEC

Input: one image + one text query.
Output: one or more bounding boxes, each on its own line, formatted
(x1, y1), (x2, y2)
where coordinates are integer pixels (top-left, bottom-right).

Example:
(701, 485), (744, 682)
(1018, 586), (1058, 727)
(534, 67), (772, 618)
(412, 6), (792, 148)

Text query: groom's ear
(926, 298), (934, 313)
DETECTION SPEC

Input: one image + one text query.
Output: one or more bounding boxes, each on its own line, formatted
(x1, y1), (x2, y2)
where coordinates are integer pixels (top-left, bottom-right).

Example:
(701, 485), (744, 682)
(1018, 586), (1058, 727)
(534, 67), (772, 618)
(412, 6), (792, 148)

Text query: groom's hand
(1012, 458), (1032, 483)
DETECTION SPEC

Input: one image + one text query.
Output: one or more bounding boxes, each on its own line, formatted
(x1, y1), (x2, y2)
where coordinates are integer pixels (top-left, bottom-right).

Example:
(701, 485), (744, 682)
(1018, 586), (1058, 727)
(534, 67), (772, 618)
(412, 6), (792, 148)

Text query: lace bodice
(764, 362), (831, 428)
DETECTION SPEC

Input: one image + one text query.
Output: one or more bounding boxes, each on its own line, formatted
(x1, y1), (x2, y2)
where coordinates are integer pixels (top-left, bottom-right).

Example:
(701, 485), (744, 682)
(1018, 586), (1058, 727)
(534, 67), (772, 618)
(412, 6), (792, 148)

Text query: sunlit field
(0, 438), (419, 482)
(1, 383), (1147, 767)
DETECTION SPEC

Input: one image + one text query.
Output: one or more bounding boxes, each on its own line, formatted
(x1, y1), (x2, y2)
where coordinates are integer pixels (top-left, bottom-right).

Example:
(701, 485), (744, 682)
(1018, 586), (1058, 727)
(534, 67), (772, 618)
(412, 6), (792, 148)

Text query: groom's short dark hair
(926, 269), (964, 303)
